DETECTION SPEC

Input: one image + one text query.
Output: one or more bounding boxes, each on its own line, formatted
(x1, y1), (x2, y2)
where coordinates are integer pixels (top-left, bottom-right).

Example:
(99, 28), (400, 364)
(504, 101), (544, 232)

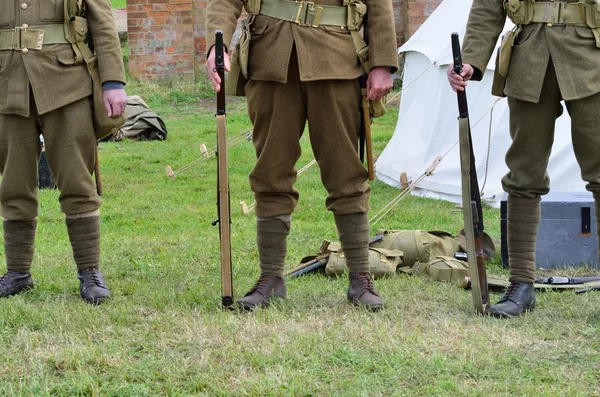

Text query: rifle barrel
(215, 30), (226, 115)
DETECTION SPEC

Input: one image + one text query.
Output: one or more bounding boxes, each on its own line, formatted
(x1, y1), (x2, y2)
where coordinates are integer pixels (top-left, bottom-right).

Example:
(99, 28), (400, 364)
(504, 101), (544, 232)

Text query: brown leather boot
(237, 274), (286, 310)
(348, 272), (383, 311)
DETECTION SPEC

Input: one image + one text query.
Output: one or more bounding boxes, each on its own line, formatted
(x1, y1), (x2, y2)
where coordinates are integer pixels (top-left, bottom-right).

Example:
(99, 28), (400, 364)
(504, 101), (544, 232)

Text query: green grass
(1, 76), (599, 395)
(111, 0), (126, 9)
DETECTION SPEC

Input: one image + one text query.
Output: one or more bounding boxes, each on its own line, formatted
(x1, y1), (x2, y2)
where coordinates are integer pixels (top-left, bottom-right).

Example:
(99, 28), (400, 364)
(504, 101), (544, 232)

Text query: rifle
(284, 234), (385, 278)
(461, 275), (600, 293)
(359, 13), (375, 181)
(451, 33), (489, 314)
(535, 276), (600, 285)
(211, 30), (234, 308)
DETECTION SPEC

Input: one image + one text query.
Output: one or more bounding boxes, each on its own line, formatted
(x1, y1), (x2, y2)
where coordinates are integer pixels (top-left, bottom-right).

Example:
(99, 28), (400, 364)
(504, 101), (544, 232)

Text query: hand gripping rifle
(211, 31), (234, 307)
(359, 13), (375, 181)
(451, 33), (489, 314)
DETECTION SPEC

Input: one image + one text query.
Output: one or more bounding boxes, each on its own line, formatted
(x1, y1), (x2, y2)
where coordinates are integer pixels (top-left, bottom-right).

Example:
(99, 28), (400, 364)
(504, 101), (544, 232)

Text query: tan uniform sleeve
(462, 0), (506, 80)
(85, 0), (126, 85)
(366, 0), (399, 72)
(205, 1), (244, 55)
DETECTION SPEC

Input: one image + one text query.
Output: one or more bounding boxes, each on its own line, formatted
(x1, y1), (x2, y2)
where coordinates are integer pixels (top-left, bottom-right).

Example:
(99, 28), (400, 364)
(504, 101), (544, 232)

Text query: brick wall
(128, 0), (442, 81)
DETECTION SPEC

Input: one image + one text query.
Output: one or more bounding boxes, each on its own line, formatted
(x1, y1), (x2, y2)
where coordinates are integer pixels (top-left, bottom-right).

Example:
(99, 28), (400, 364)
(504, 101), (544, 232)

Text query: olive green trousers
(503, 61), (600, 198)
(245, 48), (370, 219)
(0, 96), (101, 220)
(503, 60), (600, 280)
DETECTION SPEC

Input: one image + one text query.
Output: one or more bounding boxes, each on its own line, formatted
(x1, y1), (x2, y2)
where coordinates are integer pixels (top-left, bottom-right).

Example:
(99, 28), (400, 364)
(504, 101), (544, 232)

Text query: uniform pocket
(56, 47), (79, 66)
(0, 2), (13, 27)
(39, 0), (63, 22)
(573, 26), (596, 39)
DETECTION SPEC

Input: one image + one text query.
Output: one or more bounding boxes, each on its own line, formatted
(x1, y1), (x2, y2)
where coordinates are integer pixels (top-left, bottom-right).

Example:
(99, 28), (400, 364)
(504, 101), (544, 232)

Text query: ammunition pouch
(413, 256), (469, 283)
(323, 241), (404, 279)
(373, 229), (462, 267)
(504, 1), (600, 47)
(63, 0), (125, 139)
(491, 25), (522, 97)
(243, 0), (262, 15)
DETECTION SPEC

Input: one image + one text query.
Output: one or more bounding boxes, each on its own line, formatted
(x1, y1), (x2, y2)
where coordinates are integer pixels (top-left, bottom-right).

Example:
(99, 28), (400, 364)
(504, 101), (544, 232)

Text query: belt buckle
(10, 27), (44, 51)
(294, 1), (323, 27)
(10, 27), (24, 51)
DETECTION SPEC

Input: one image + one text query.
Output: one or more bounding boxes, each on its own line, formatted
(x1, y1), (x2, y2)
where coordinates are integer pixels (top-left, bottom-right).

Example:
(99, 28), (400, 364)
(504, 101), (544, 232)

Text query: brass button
(20, 2), (28, 10)
(22, 48), (29, 54)
(21, 23), (28, 28)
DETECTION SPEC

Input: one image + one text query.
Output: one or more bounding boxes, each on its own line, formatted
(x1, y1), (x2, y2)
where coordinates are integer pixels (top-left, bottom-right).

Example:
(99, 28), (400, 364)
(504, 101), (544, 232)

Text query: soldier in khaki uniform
(0, 0), (126, 303)
(448, 0), (600, 317)
(205, 0), (398, 310)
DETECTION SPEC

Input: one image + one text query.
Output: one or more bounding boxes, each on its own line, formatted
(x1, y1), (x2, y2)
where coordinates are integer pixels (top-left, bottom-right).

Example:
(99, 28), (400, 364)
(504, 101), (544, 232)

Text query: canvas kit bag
(319, 229), (495, 283)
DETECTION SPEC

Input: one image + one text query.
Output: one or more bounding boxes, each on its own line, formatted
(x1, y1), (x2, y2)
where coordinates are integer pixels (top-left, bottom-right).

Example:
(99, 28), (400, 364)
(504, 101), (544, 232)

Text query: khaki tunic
(206, 0), (398, 217)
(0, 0), (125, 219)
(461, 0), (600, 197)
(0, 0), (125, 116)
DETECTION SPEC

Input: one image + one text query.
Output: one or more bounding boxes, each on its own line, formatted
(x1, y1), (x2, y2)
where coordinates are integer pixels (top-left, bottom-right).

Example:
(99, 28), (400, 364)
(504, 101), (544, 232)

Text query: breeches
(245, 49), (370, 218)
(503, 60), (600, 197)
(0, 96), (101, 220)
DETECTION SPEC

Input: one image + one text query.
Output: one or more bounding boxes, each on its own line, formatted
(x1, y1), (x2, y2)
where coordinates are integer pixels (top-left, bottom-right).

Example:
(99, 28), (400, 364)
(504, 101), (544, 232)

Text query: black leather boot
(77, 267), (111, 304)
(0, 270), (34, 298)
(237, 274), (286, 311)
(488, 282), (535, 318)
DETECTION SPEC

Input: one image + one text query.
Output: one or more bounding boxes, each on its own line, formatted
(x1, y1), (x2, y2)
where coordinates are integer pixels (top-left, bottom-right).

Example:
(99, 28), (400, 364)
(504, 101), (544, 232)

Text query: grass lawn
(0, 72), (599, 395)
(111, 0), (126, 9)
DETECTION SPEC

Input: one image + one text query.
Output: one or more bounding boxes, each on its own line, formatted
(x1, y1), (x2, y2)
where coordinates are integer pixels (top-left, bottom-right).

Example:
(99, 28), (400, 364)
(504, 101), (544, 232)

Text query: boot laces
(85, 268), (102, 286)
(500, 283), (519, 302)
(355, 272), (376, 292)
(250, 274), (273, 292)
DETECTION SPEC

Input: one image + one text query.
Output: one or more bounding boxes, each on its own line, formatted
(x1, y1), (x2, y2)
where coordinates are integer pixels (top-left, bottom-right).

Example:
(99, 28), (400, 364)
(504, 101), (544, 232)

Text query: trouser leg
(41, 97), (102, 216)
(245, 49), (306, 219)
(563, 91), (600, 266)
(0, 109), (42, 220)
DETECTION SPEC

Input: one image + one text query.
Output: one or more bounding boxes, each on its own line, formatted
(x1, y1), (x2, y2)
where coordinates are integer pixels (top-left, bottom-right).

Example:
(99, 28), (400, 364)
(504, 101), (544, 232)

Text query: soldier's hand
(205, 47), (231, 93)
(103, 89), (128, 117)
(447, 63), (474, 92)
(366, 67), (393, 101)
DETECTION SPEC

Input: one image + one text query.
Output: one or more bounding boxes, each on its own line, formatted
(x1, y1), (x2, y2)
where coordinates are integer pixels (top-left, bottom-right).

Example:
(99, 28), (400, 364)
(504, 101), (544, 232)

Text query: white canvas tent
(375, 0), (587, 207)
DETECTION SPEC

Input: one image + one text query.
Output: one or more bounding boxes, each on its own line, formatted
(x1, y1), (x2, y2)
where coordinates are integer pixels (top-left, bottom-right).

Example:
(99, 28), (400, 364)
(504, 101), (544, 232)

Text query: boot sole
(348, 297), (384, 312)
(236, 294), (286, 311)
(488, 303), (535, 318)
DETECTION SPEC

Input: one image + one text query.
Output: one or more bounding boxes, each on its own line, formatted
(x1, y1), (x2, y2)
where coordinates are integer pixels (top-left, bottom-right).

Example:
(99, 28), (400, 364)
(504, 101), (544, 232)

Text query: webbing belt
(259, 0), (348, 28)
(530, 1), (587, 25)
(0, 24), (69, 51)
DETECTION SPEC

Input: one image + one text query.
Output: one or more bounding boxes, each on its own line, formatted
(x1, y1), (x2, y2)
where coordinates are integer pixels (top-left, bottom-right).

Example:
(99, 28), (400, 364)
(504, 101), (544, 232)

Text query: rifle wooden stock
(284, 254), (329, 278)
(452, 32), (489, 314)
(359, 13), (375, 181)
(94, 143), (103, 196)
(214, 30), (234, 308)
(361, 89), (375, 181)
